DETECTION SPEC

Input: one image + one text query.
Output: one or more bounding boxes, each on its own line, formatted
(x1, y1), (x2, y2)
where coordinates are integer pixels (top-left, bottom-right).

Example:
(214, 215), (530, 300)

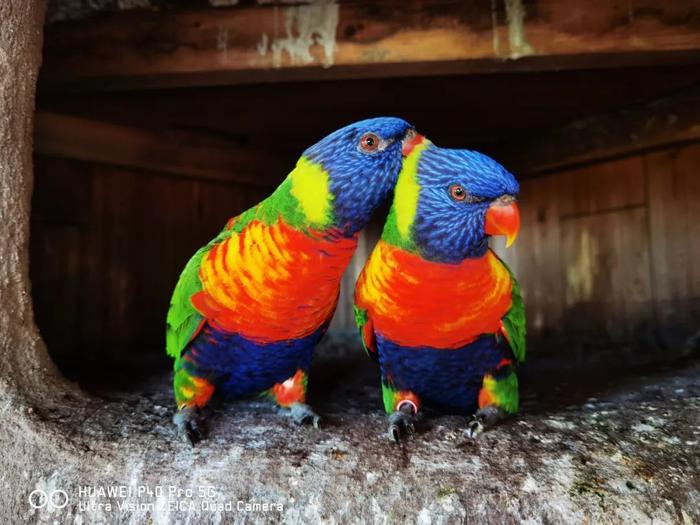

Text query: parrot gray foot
(287, 402), (322, 428)
(174, 406), (207, 446)
(466, 406), (507, 439)
(387, 403), (417, 443)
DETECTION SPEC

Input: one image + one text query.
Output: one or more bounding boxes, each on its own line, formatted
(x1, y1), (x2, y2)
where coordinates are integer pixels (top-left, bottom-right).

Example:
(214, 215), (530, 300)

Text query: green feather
(501, 266), (526, 363)
(166, 247), (207, 360)
(485, 367), (519, 413)
(380, 204), (418, 252)
(353, 304), (367, 331)
(353, 305), (370, 354)
(381, 382), (400, 414)
(165, 216), (253, 361)
(257, 159), (333, 231)
(257, 177), (307, 229)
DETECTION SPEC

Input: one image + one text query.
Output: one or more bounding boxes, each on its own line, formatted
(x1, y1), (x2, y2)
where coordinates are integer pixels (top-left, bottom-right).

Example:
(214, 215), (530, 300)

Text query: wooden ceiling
(42, 0), (700, 91)
(38, 64), (700, 154)
(36, 1), (700, 185)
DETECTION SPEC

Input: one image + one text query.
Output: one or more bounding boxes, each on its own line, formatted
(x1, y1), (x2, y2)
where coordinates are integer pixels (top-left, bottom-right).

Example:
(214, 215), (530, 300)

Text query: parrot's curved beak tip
(401, 129), (425, 157)
(484, 198), (520, 248)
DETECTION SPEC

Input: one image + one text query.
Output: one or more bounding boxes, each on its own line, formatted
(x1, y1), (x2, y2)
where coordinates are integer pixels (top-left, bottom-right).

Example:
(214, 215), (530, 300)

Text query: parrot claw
(387, 407), (416, 444)
(466, 417), (484, 439)
(174, 406), (207, 446)
(466, 406), (507, 439)
(288, 403), (322, 429)
(185, 422), (205, 446)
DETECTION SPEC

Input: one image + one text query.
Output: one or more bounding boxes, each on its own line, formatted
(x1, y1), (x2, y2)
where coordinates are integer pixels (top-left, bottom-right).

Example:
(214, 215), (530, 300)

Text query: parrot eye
(449, 184), (468, 201)
(359, 133), (380, 153)
(448, 184), (487, 204)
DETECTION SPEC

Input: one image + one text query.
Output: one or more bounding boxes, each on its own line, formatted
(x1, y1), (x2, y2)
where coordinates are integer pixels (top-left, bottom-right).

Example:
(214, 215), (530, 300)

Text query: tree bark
(0, 3), (88, 518)
(0, 1), (70, 398)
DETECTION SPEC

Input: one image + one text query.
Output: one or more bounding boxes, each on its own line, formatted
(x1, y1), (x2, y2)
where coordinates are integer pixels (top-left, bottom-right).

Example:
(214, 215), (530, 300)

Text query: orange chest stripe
(355, 241), (512, 349)
(196, 219), (357, 342)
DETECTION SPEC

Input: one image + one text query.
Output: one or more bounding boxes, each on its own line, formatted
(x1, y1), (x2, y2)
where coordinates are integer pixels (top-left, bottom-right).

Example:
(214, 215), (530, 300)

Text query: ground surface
(7, 341), (699, 525)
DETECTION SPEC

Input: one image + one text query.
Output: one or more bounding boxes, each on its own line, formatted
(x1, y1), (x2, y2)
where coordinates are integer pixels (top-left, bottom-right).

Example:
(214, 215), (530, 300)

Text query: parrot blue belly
(376, 334), (510, 414)
(181, 323), (323, 399)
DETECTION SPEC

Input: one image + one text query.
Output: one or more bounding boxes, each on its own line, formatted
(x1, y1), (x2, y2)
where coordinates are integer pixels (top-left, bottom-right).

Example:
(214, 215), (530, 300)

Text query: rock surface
(4, 347), (699, 525)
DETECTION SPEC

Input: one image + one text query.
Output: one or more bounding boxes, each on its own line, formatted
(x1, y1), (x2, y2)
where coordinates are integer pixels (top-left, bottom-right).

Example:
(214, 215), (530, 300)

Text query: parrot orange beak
(401, 129), (425, 157)
(484, 197), (520, 247)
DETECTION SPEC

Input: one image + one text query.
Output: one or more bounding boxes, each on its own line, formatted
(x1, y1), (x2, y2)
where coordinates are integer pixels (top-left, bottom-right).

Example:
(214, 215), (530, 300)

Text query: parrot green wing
(165, 245), (211, 360)
(166, 208), (258, 360)
(500, 267), (526, 363)
(353, 304), (378, 362)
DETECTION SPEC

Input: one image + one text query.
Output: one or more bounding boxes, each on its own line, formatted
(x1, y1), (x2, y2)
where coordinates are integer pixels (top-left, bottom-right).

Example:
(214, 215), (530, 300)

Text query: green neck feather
(381, 141), (430, 252)
(239, 156), (336, 232)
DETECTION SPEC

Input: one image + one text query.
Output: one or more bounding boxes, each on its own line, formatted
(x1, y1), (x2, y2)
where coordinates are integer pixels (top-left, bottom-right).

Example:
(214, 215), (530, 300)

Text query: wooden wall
(497, 141), (700, 351)
(30, 142), (700, 376)
(30, 156), (268, 375)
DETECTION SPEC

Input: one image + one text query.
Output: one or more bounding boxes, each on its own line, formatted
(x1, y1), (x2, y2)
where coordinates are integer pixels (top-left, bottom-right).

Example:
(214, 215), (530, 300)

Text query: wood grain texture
(501, 90), (700, 177)
(557, 156), (646, 218)
(30, 145), (700, 362)
(504, 145), (700, 349)
(498, 174), (564, 342)
(29, 224), (83, 364)
(40, 0), (700, 92)
(560, 207), (654, 346)
(38, 65), (700, 164)
(31, 156), (268, 371)
(646, 143), (700, 346)
(34, 112), (283, 187)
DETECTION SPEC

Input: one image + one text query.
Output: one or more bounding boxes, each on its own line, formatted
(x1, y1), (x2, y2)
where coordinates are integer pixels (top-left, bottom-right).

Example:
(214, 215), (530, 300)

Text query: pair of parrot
(166, 117), (525, 445)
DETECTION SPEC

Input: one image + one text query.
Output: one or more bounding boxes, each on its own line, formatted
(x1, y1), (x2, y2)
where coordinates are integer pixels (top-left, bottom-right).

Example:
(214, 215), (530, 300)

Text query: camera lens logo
(28, 489), (69, 510)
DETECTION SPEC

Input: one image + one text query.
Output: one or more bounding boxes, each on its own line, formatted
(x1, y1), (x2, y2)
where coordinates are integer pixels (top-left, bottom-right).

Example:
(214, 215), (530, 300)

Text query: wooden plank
(560, 207), (654, 346)
(32, 156), (91, 226)
(31, 154), (274, 368)
(77, 163), (107, 364)
(498, 154), (659, 347)
(40, 1), (700, 92)
(646, 143), (700, 346)
(493, 174), (564, 342)
(78, 165), (205, 363)
(29, 224), (83, 368)
(196, 180), (269, 242)
(34, 112), (284, 187)
(38, 65), (700, 158)
(501, 90), (700, 177)
(102, 165), (137, 362)
(557, 156), (646, 218)
(129, 172), (201, 357)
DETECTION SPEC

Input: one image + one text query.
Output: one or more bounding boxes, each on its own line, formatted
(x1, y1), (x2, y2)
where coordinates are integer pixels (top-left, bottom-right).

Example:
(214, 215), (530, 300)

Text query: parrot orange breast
(355, 241), (512, 349)
(194, 218), (357, 343)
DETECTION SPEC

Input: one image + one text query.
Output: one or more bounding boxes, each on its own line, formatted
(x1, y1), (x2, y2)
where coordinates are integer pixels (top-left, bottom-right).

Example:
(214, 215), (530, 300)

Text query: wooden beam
(34, 112), (285, 187)
(498, 90), (700, 177)
(40, 1), (700, 92)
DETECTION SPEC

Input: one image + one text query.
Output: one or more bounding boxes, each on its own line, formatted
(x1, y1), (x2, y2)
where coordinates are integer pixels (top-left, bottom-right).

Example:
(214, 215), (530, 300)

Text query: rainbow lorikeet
(167, 117), (418, 444)
(354, 136), (525, 442)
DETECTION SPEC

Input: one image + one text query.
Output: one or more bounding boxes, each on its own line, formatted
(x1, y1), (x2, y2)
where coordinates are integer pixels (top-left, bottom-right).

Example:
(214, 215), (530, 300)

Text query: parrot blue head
(301, 117), (416, 235)
(405, 144), (521, 263)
